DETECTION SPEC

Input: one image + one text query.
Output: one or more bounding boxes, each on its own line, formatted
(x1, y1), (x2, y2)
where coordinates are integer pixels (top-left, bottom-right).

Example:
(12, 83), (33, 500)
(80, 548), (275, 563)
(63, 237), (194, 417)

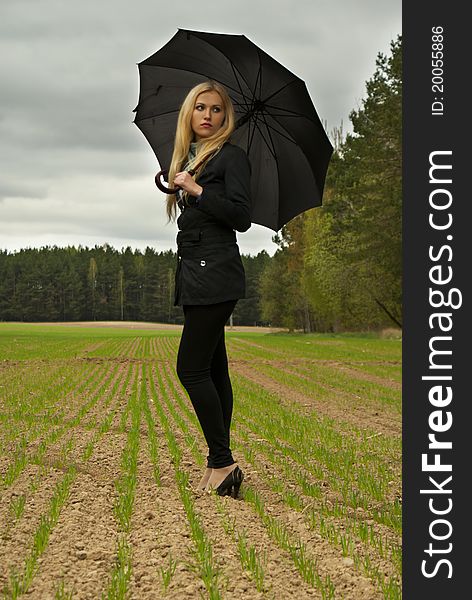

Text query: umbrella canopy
(133, 28), (333, 232)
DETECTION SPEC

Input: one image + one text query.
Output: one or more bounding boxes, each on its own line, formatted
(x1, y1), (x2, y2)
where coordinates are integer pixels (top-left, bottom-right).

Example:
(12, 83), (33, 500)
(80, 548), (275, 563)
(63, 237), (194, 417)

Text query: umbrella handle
(155, 170), (179, 194)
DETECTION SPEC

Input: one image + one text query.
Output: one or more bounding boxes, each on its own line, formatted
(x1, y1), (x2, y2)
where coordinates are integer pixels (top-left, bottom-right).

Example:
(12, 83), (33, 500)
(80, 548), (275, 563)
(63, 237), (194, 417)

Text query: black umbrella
(133, 28), (333, 232)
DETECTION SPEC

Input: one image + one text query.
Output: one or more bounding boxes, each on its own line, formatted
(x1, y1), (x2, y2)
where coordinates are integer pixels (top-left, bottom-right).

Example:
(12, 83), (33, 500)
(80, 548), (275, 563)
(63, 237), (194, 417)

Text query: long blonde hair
(166, 81), (235, 222)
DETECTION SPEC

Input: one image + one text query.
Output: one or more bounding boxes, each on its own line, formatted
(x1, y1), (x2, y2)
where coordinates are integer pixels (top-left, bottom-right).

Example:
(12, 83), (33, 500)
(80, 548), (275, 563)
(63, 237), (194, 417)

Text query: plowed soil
(0, 326), (401, 599)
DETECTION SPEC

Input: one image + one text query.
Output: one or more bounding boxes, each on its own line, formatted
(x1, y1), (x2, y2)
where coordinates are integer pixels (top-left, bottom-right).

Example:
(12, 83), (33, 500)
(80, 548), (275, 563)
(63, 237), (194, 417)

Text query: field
(0, 323), (402, 599)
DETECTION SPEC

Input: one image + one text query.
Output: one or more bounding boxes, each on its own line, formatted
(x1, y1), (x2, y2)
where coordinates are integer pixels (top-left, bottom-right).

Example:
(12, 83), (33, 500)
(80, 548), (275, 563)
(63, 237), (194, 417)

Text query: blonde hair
(166, 81), (235, 222)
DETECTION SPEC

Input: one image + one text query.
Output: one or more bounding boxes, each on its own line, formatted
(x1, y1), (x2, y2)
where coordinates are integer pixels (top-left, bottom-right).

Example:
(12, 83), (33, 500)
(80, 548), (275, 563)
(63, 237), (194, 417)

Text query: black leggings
(176, 299), (237, 468)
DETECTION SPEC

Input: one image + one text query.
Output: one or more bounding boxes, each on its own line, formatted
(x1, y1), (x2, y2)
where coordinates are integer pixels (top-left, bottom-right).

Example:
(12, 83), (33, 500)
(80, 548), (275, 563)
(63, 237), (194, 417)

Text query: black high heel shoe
(216, 466), (244, 498)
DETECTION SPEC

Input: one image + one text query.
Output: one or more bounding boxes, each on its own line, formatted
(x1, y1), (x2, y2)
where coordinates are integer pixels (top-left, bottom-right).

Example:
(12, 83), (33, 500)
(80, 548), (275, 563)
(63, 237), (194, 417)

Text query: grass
(147, 364), (222, 598)
(0, 322), (401, 599)
(159, 552), (178, 593)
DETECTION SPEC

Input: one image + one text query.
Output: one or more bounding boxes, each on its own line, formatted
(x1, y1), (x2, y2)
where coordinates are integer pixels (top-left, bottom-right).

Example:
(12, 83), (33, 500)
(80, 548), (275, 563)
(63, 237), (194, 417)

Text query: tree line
(0, 245), (270, 326)
(0, 36), (401, 332)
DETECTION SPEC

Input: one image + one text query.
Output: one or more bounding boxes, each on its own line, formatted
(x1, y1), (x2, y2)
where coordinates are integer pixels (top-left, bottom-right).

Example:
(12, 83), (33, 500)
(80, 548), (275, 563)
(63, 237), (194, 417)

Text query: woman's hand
(174, 171), (203, 197)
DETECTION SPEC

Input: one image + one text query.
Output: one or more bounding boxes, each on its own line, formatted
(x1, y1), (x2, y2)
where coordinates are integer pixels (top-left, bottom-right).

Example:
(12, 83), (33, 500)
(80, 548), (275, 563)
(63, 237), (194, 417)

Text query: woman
(165, 81), (251, 498)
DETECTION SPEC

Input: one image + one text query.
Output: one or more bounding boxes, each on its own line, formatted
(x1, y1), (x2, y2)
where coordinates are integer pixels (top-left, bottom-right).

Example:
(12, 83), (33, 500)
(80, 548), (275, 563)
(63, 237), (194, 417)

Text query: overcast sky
(0, 0), (401, 256)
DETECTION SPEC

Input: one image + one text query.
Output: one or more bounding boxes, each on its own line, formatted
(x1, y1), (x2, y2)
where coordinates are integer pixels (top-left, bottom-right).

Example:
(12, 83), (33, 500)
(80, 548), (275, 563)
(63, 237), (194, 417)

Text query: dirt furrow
(36, 364), (124, 470)
(0, 466), (65, 591)
(235, 427), (401, 590)
(18, 364), (134, 598)
(228, 337), (288, 357)
(271, 360), (401, 395)
(24, 436), (127, 599)
(143, 374), (211, 599)
(147, 406), (264, 598)
(162, 361), (392, 599)
(241, 463), (382, 599)
(0, 361), (103, 470)
(151, 364), (263, 595)
(0, 360), (93, 444)
(158, 362), (347, 599)
(228, 336), (401, 390)
(0, 363), (120, 577)
(318, 362), (400, 391)
(232, 363), (401, 438)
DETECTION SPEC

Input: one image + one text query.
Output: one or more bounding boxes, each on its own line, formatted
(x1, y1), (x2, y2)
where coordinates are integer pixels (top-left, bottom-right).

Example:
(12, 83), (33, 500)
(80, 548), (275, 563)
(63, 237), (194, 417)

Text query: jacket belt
(176, 227), (236, 246)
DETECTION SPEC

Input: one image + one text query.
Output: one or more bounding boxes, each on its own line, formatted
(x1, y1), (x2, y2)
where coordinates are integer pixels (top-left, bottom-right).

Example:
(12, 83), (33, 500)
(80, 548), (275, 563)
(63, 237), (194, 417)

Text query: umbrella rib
(134, 108), (180, 123)
(256, 76), (324, 127)
(244, 109), (301, 150)
(260, 118), (301, 146)
(141, 62), (251, 101)
(246, 112), (269, 156)
(253, 59), (271, 154)
(255, 52), (262, 105)
(244, 60), (260, 153)
(263, 102), (322, 125)
(184, 31), (256, 103)
(230, 62), (252, 113)
(250, 116), (277, 159)
(134, 82), (193, 108)
(258, 110), (279, 156)
(261, 78), (300, 104)
(249, 53), (263, 117)
(247, 117), (258, 154)
(135, 86), (280, 125)
(262, 112), (311, 118)
(228, 48), (262, 124)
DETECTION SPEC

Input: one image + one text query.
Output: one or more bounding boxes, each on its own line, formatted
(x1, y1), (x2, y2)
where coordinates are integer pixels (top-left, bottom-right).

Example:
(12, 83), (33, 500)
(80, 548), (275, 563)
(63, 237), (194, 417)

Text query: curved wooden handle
(155, 170), (179, 194)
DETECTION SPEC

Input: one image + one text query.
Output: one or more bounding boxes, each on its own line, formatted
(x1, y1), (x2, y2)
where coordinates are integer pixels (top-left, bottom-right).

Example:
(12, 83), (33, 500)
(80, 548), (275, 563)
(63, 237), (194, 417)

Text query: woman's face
(191, 91), (225, 141)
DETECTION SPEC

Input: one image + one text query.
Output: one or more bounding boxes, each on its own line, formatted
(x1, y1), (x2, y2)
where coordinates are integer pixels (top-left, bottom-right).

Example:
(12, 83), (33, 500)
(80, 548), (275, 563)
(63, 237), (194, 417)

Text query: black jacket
(174, 142), (252, 306)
